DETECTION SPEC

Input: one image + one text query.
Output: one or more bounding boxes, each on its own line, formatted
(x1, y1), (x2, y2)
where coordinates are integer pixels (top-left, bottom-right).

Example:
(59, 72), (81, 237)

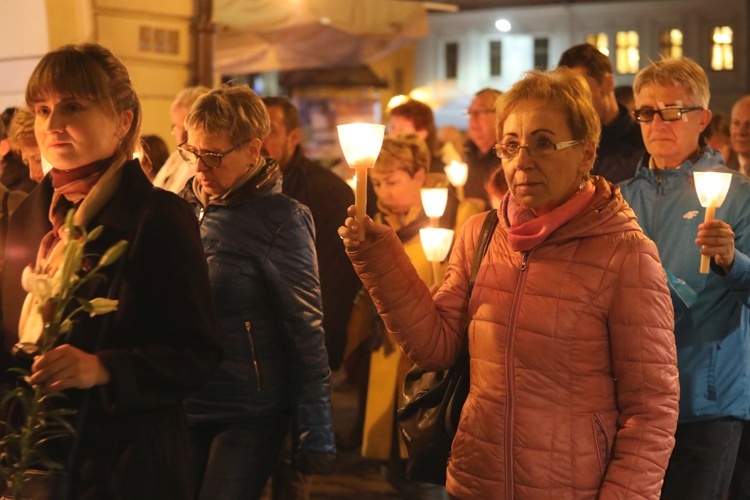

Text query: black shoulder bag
(396, 208), (499, 485)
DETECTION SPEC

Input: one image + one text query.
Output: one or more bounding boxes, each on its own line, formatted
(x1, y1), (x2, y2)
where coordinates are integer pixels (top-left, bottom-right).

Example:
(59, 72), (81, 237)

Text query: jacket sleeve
(347, 214), (486, 372)
(599, 235), (679, 498)
(96, 194), (222, 413)
(264, 204), (336, 474)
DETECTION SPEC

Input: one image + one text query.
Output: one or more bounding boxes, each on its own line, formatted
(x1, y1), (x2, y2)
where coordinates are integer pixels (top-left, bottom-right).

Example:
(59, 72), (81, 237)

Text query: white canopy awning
(214, 0), (430, 74)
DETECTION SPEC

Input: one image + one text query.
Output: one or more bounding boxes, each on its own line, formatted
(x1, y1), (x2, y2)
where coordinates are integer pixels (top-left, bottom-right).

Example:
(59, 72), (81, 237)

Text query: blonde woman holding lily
(0, 43), (220, 499)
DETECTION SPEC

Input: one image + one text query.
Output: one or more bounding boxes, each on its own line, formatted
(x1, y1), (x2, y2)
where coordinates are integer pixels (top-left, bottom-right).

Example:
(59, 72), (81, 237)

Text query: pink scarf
(39, 157), (112, 260)
(505, 181), (595, 252)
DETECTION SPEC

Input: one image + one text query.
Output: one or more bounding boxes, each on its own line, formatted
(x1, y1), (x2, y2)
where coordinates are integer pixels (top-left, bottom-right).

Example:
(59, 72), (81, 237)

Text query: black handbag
(396, 208), (499, 485)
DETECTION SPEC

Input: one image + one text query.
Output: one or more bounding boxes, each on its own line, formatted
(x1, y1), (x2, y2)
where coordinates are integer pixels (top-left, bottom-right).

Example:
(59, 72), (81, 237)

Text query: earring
(579, 178), (586, 190)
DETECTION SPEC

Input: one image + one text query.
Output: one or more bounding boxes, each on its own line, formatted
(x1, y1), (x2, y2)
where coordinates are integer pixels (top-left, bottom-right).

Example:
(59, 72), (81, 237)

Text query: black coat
(1, 160), (221, 499)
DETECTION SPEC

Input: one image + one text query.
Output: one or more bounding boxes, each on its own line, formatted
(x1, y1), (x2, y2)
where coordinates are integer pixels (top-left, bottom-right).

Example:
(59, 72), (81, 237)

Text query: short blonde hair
(8, 106), (36, 152)
(634, 57), (710, 108)
(25, 43), (142, 158)
(185, 84), (269, 145)
(373, 133), (430, 177)
(495, 68), (601, 148)
(172, 86), (210, 111)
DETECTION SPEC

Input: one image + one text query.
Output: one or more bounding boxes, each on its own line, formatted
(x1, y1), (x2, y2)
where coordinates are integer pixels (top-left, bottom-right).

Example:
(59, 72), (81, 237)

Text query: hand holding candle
(694, 171), (732, 273)
(337, 123), (385, 241)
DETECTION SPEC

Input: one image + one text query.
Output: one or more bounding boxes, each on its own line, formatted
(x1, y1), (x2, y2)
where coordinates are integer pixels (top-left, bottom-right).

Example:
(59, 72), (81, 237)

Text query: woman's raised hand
(338, 205), (389, 250)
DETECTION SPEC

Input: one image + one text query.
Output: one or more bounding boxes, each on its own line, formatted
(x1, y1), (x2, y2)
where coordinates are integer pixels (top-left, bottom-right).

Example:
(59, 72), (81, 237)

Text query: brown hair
(389, 99), (437, 154)
(25, 43), (142, 158)
(261, 96), (300, 132)
(185, 84), (270, 145)
(557, 43), (613, 84)
(373, 133), (430, 177)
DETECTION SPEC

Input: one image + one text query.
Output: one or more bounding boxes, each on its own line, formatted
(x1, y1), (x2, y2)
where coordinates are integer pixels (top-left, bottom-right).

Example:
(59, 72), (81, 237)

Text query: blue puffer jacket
(182, 158), (336, 472)
(620, 147), (750, 423)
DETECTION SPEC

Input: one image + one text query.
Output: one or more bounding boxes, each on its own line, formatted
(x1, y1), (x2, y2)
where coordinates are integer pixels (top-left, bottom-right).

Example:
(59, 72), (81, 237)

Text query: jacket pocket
(244, 321), (262, 392)
(592, 413), (612, 475)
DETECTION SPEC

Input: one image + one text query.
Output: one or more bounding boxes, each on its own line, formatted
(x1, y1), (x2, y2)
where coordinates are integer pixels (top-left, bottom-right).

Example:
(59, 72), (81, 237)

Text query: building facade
(415, 0), (748, 127)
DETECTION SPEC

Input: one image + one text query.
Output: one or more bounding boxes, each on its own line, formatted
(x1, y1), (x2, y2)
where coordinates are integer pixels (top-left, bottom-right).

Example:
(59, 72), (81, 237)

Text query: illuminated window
(711, 26), (734, 71)
(445, 42), (458, 79)
(616, 31), (639, 74)
(660, 29), (683, 59)
(490, 41), (502, 77)
(586, 33), (609, 56)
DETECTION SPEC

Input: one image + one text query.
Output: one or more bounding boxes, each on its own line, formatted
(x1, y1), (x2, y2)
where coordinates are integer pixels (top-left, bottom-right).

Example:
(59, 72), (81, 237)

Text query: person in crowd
(619, 57), (750, 500)
(387, 99), (443, 173)
(180, 84), (335, 500)
(339, 67), (679, 499)
(614, 84), (636, 114)
(463, 88), (502, 208)
(0, 43), (220, 498)
(140, 134), (170, 181)
(7, 105), (44, 182)
(727, 95), (750, 175)
(705, 112), (734, 164)
(260, 95), (357, 500)
(0, 107), (37, 192)
(346, 132), (480, 499)
(260, 96), (358, 372)
(152, 86), (209, 193)
(558, 43), (645, 183)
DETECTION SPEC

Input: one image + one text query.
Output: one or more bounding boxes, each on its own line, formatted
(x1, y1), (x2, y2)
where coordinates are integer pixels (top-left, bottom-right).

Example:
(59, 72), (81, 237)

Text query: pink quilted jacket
(347, 177), (679, 499)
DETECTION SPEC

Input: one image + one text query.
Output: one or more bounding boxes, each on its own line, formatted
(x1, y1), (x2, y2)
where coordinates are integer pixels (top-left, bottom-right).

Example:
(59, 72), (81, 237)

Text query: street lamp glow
(495, 19), (511, 32)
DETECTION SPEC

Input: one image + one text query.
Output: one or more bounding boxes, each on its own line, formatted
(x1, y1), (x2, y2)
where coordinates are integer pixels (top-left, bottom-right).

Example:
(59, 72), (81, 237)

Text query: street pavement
(308, 371), (401, 499)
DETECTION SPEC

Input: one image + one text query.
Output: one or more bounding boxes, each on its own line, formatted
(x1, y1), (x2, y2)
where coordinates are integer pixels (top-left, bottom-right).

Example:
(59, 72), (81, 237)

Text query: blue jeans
(189, 412), (289, 500)
(661, 417), (745, 500)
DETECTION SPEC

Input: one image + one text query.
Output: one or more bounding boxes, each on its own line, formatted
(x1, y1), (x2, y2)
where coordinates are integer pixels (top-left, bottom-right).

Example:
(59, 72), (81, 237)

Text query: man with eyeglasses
(463, 88), (502, 207)
(620, 57), (750, 500)
(558, 44), (645, 184)
(727, 95), (750, 176)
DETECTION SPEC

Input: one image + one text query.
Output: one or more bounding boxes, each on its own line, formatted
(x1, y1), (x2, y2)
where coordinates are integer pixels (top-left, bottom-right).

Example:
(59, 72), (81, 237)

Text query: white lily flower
(21, 266), (54, 303)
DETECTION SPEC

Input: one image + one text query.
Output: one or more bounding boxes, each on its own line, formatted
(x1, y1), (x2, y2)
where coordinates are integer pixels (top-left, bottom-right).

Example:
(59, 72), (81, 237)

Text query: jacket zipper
(505, 251), (531, 498)
(244, 321), (262, 391)
(198, 207), (206, 223)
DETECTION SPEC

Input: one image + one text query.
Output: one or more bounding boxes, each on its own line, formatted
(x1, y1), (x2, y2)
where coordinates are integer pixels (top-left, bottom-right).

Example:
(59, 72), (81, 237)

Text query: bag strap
(467, 209), (498, 296)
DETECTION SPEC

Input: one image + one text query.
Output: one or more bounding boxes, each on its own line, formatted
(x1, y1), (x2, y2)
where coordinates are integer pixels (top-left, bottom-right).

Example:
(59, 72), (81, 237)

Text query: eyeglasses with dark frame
(493, 138), (583, 159)
(177, 140), (249, 170)
(633, 106), (703, 123)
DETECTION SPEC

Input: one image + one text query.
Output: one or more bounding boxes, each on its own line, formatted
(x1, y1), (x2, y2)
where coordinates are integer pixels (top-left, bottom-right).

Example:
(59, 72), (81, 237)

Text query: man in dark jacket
(558, 43), (645, 184)
(261, 97), (358, 371)
(261, 96), (355, 500)
(463, 88), (502, 209)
